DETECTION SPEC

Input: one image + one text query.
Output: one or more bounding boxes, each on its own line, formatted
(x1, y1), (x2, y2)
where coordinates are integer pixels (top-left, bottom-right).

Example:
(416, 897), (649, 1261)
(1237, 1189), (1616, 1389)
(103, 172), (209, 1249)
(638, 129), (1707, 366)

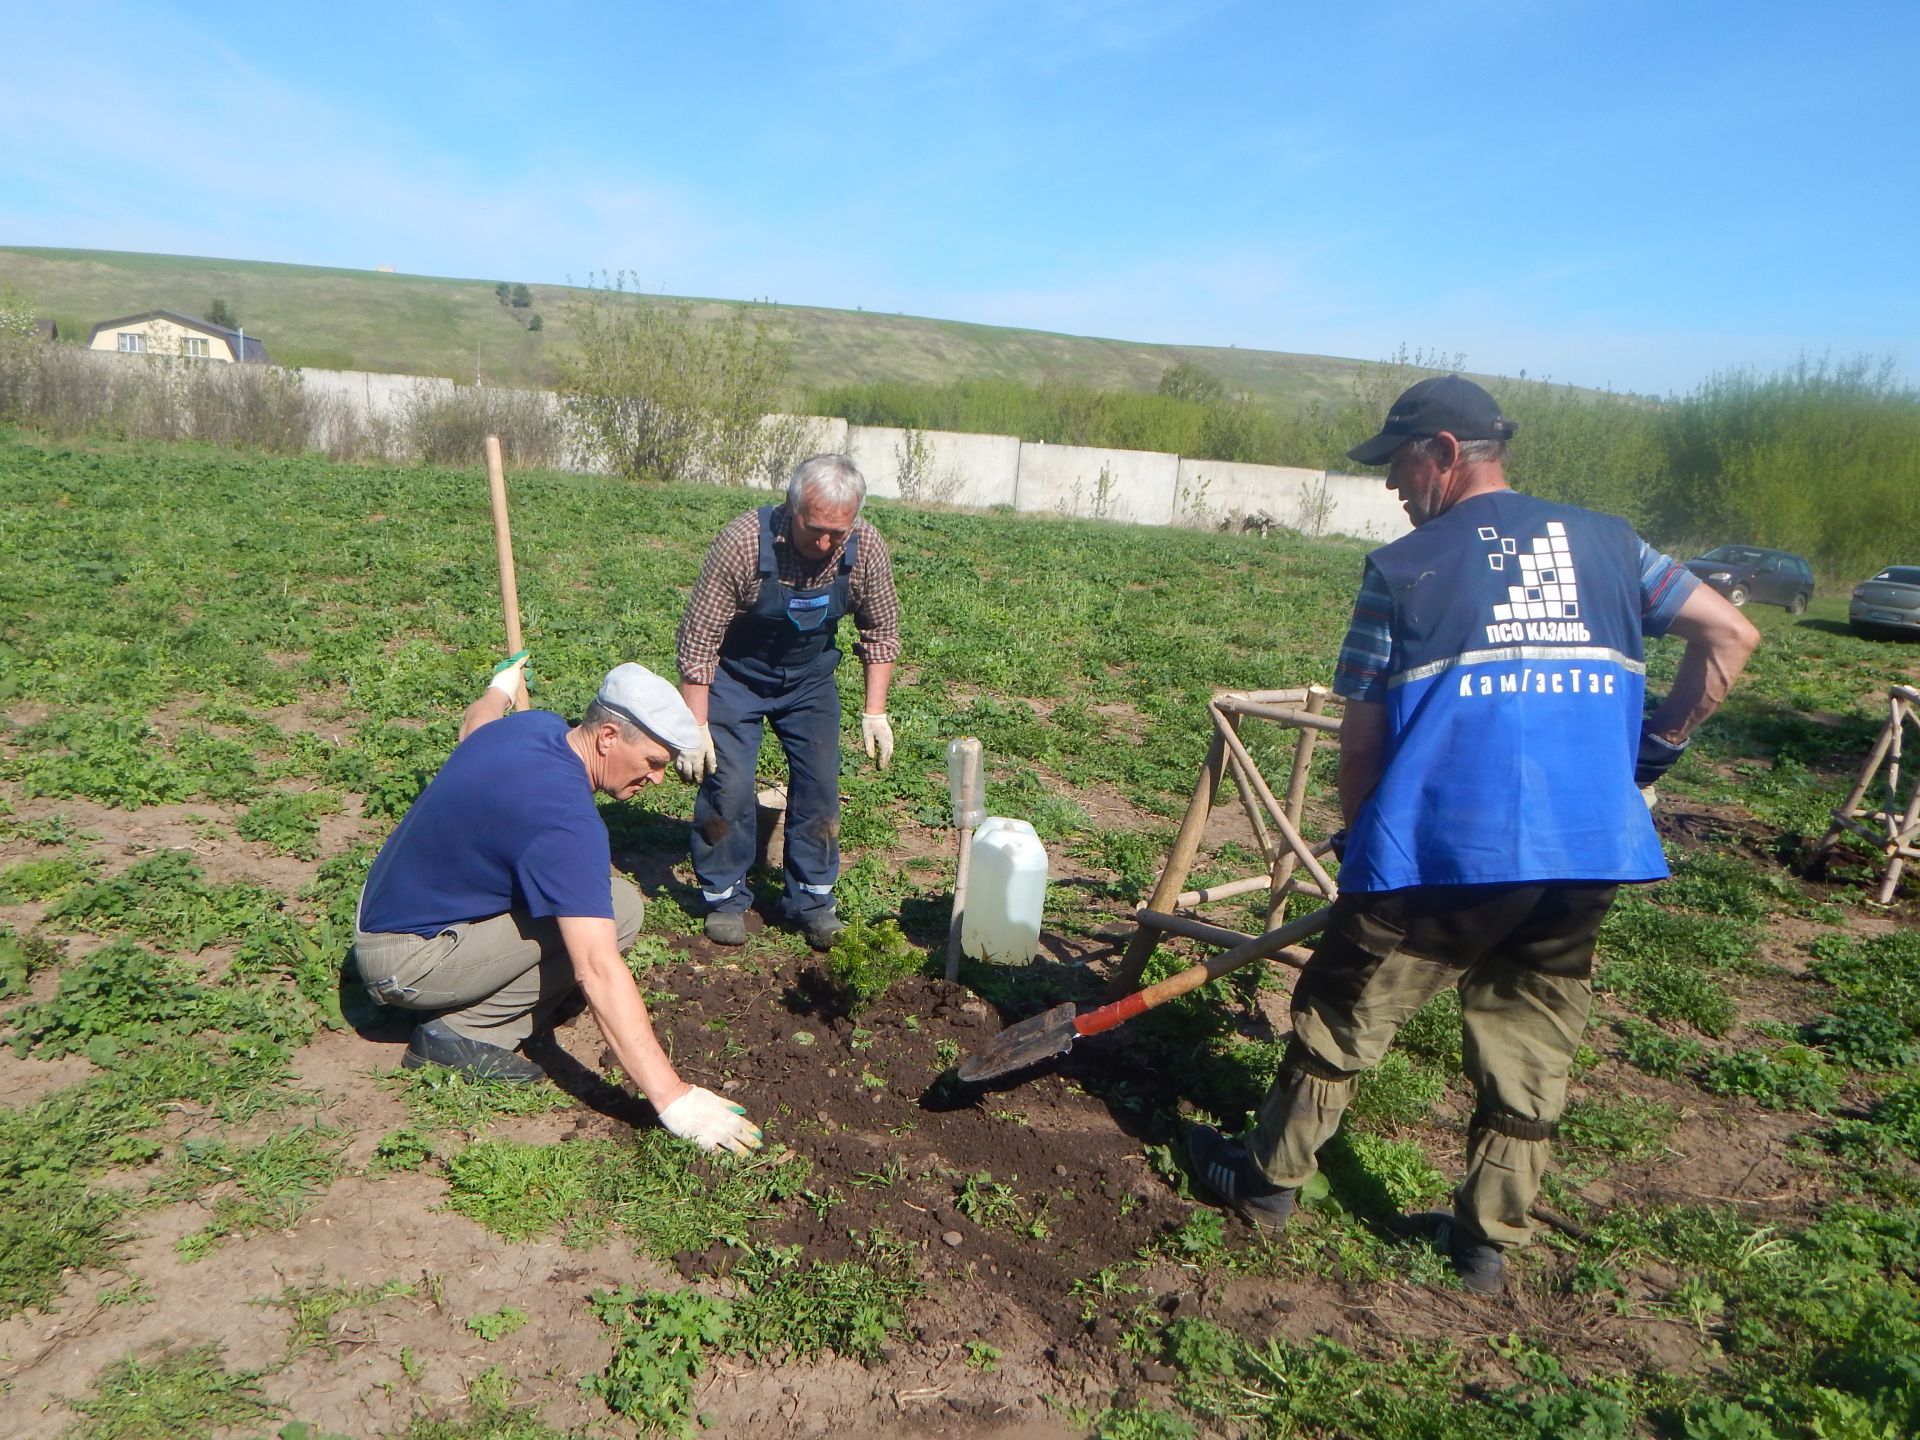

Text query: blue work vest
(1342, 491), (1667, 892)
(716, 506), (858, 690)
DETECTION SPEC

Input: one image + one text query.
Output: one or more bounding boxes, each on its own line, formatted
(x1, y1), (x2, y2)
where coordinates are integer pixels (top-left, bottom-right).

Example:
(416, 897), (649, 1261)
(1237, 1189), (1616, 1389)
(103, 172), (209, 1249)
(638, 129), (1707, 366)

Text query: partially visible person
(1184, 375), (1759, 1291)
(676, 455), (901, 951)
(353, 656), (762, 1154)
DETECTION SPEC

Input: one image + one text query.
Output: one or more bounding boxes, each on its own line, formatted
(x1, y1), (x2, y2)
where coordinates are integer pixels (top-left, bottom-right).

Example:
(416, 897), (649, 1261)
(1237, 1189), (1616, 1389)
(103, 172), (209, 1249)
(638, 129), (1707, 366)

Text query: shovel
(956, 904), (1331, 1085)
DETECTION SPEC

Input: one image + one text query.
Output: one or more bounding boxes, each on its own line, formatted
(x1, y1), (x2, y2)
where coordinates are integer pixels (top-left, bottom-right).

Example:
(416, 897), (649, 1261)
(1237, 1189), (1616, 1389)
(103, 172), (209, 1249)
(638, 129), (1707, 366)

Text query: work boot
(402, 1019), (545, 1084)
(800, 911), (845, 952)
(1182, 1123), (1296, 1234)
(704, 911), (748, 946)
(1404, 1212), (1505, 1295)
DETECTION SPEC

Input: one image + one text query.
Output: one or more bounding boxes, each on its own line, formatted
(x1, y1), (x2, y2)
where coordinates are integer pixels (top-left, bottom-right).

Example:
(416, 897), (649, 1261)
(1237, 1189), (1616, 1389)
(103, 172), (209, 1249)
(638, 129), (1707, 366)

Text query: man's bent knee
(611, 876), (647, 949)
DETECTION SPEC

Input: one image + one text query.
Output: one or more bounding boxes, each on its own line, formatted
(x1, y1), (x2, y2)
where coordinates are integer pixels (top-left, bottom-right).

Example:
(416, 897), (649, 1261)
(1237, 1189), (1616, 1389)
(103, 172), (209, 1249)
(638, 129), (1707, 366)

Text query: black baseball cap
(1346, 374), (1517, 466)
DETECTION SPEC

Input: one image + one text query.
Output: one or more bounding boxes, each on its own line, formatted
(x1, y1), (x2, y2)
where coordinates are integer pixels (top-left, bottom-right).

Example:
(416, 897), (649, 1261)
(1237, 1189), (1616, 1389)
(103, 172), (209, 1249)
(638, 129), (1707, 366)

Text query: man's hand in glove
(1635, 726), (1689, 809)
(861, 712), (894, 769)
(488, 649), (531, 702)
(674, 724), (717, 784)
(657, 1085), (763, 1155)
(1635, 727), (1689, 787)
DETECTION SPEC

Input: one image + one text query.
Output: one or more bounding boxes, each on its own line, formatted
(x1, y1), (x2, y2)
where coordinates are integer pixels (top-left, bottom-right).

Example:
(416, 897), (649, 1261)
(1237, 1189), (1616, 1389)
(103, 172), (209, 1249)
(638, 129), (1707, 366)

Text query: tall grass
(0, 345), (568, 469)
(807, 356), (1920, 578)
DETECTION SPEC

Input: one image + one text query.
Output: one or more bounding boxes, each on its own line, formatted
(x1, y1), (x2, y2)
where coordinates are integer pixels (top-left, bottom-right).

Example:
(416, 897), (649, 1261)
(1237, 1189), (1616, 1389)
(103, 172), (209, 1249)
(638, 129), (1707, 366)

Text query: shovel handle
(485, 435), (529, 711)
(1074, 905), (1333, 1041)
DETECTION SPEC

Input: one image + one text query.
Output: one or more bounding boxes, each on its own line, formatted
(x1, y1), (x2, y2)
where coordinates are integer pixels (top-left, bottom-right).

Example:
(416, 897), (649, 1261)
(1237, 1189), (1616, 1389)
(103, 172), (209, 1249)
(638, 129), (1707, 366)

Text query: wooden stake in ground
(484, 434), (530, 711)
(946, 737), (984, 981)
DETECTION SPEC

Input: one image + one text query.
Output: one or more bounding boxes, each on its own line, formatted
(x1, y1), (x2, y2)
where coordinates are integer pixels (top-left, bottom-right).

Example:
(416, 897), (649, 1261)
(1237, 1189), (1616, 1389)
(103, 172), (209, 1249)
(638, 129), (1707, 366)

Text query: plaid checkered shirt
(675, 505), (902, 685)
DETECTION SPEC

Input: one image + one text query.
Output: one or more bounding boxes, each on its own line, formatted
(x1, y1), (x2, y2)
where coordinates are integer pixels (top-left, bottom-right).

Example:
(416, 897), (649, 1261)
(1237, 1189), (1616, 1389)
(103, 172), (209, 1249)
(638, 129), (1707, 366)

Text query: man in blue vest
(353, 659), (765, 1154)
(1186, 375), (1760, 1292)
(676, 456), (902, 951)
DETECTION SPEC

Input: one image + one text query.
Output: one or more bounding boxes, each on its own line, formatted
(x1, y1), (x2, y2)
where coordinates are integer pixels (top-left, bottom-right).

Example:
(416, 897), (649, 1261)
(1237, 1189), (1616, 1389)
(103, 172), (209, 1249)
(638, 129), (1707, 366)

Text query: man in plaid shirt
(675, 455), (902, 950)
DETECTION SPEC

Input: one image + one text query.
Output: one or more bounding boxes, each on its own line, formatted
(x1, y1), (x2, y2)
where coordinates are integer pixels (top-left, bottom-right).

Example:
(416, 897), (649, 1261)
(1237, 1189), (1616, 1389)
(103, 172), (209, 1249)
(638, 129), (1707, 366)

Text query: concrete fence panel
(846, 424), (1020, 507)
(1012, 441), (1180, 524)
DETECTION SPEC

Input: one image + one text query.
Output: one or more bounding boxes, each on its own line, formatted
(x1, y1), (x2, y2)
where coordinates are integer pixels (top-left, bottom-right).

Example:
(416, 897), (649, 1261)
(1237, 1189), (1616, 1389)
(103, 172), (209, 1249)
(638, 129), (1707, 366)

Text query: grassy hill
(0, 245), (1382, 407)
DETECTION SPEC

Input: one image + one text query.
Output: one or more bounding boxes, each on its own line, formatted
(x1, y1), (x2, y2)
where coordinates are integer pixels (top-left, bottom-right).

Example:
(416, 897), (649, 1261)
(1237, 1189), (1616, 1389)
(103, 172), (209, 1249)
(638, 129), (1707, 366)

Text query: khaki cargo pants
(1249, 882), (1616, 1248)
(352, 875), (647, 1049)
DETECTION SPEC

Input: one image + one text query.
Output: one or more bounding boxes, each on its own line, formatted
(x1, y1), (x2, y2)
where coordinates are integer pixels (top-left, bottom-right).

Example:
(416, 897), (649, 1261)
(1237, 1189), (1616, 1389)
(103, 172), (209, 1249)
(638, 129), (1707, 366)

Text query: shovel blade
(956, 1002), (1080, 1085)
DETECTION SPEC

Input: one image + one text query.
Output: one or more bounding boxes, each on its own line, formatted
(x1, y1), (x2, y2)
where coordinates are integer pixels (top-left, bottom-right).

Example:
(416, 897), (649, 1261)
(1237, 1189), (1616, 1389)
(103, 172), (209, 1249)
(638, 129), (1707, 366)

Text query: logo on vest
(1479, 520), (1591, 643)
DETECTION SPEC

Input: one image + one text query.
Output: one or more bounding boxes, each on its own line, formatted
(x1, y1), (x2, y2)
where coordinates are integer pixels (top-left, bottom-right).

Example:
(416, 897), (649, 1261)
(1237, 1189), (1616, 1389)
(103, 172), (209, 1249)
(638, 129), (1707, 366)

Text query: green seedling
(465, 1305), (529, 1342)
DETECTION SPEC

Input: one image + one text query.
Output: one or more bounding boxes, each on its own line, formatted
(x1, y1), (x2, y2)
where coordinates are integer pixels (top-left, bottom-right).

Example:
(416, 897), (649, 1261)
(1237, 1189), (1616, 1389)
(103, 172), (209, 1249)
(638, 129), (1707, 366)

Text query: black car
(1684, 546), (1814, 612)
(1849, 566), (1920, 638)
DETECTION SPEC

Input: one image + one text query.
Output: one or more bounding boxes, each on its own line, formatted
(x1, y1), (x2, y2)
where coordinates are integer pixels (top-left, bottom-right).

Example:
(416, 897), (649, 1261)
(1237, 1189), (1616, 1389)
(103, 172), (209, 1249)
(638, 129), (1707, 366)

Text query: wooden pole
(1110, 716), (1229, 993)
(1212, 704), (1339, 900)
(946, 738), (983, 981)
(1268, 685), (1329, 927)
(484, 435), (529, 711)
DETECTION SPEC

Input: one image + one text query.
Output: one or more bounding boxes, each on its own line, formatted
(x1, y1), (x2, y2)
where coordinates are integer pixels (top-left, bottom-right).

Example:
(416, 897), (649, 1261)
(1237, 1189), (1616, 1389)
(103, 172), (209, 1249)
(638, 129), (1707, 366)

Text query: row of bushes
(805, 356), (1920, 580)
(0, 343), (570, 470)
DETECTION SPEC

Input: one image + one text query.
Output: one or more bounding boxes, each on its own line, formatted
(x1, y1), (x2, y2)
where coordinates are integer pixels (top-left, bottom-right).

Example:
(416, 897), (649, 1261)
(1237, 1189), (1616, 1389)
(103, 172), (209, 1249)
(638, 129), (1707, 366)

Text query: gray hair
(787, 454), (866, 516)
(580, 700), (650, 745)
(1421, 436), (1508, 467)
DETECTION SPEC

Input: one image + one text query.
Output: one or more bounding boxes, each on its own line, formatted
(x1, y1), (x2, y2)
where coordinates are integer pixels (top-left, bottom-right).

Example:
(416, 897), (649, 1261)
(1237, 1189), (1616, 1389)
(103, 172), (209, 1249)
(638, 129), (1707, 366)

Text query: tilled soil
(2, 765), (1914, 1436)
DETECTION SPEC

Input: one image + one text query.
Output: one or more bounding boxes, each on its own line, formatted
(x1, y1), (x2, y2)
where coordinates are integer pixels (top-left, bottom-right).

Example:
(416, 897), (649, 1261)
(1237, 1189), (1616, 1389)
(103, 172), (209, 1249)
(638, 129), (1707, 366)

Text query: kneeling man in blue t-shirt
(353, 657), (761, 1155)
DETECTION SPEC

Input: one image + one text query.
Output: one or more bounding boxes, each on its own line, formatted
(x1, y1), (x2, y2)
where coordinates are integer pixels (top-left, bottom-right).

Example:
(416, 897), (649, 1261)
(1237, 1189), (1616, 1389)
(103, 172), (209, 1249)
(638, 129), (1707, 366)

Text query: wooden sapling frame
(1814, 683), (1920, 904)
(1110, 686), (1342, 993)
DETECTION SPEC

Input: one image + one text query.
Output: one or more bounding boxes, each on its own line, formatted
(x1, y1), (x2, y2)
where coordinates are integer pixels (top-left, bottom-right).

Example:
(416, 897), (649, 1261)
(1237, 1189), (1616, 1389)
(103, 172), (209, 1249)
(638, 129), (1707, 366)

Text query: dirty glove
(487, 649), (530, 703)
(861, 712), (894, 769)
(658, 1085), (763, 1155)
(674, 724), (717, 784)
(1635, 727), (1689, 787)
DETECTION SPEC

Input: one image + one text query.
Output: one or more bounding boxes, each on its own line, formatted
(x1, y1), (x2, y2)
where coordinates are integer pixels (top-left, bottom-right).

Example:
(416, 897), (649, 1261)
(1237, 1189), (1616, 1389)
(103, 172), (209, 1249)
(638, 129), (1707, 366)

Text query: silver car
(1849, 566), (1920, 638)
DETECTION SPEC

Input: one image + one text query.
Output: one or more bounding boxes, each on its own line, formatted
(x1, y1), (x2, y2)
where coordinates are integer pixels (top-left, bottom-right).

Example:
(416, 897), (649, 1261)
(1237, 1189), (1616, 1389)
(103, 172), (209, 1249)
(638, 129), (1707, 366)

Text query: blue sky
(3, 0), (1915, 395)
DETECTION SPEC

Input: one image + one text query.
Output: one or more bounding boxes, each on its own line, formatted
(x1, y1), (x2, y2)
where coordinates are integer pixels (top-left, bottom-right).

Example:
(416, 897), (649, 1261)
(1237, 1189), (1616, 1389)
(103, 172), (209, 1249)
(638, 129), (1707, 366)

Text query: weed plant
(588, 1233), (916, 1434)
(0, 922), (62, 997)
(444, 1135), (808, 1255)
(391, 1064), (573, 1133)
(274, 1277), (418, 1357)
(58, 1343), (280, 1440)
(162, 1125), (348, 1260)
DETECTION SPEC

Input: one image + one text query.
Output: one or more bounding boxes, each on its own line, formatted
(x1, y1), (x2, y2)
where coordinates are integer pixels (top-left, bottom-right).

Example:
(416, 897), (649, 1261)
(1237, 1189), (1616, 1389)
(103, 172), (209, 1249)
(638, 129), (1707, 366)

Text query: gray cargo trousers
(1249, 882), (1616, 1248)
(352, 875), (647, 1048)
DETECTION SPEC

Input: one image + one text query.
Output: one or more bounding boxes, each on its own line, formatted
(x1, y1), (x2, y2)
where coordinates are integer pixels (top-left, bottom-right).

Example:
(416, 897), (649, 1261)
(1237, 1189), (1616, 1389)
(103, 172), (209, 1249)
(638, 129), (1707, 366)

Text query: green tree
(1157, 361), (1225, 406)
(493, 282), (511, 306)
(509, 283), (532, 309)
(559, 275), (817, 486)
(206, 297), (237, 329)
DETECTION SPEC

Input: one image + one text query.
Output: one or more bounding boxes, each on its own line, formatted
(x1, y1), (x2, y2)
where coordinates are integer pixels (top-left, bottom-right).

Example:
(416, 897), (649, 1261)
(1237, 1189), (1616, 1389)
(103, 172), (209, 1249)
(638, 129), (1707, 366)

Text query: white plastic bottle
(962, 817), (1048, 964)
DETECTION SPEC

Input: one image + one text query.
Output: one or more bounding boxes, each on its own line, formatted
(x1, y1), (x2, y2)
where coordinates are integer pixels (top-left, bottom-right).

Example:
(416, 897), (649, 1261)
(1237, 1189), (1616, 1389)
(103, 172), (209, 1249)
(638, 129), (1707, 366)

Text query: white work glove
(487, 650), (530, 703)
(657, 1085), (763, 1155)
(861, 712), (894, 769)
(674, 724), (717, 784)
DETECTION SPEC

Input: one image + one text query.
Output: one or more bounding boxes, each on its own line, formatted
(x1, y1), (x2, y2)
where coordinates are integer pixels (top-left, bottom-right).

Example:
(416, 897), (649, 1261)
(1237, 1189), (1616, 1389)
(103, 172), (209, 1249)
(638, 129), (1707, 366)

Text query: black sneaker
(402, 1019), (545, 1084)
(704, 911), (749, 946)
(1405, 1212), (1505, 1294)
(1182, 1123), (1296, 1234)
(800, 911), (845, 951)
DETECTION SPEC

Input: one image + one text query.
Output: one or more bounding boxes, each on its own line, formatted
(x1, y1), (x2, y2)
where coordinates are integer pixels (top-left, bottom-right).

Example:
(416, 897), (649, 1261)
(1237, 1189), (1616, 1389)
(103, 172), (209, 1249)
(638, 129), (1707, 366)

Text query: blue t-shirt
(358, 711), (614, 937)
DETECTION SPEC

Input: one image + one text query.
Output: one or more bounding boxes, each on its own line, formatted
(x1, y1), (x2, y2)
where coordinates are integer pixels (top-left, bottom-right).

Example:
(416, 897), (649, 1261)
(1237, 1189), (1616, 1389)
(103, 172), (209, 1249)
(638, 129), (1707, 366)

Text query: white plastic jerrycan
(962, 817), (1048, 965)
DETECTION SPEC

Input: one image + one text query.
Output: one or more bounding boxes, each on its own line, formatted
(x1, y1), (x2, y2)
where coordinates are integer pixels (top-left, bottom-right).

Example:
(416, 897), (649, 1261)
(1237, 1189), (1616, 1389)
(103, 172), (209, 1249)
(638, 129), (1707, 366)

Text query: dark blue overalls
(692, 506), (856, 922)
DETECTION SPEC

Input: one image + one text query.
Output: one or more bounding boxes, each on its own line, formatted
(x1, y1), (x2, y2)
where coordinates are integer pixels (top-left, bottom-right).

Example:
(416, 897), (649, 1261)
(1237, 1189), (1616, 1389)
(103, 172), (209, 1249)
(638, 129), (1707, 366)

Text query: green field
(1, 244), (1393, 404)
(2, 434), (1919, 1438)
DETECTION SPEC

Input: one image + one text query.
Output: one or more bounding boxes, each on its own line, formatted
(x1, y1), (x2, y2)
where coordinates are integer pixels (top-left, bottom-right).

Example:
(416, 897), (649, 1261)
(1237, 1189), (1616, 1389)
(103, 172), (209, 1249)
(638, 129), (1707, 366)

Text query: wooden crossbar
(1111, 684), (1342, 993)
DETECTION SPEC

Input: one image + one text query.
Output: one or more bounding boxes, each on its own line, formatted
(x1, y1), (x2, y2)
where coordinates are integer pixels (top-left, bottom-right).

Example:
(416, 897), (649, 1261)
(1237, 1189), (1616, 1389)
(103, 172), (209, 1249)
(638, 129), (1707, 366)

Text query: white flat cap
(595, 663), (703, 753)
